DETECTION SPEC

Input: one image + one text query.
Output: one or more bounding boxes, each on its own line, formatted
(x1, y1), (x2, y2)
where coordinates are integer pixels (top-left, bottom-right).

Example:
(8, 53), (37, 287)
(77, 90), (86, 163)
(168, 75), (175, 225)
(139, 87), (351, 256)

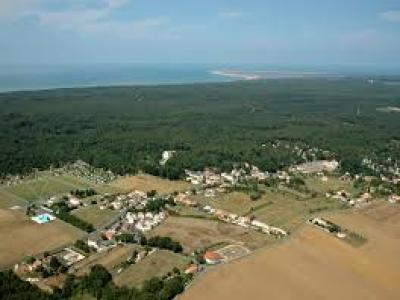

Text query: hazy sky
(1, 0), (400, 67)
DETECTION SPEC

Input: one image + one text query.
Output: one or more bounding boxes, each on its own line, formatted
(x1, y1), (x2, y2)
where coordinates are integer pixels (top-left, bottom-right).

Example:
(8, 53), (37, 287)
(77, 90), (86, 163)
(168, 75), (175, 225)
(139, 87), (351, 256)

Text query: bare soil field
(114, 250), (189, 288)
(182, 202), (400, 300)
(0, 209), (83, 268)
(0, 189), (26, 209)
(149, 216), (272, 252)
(109, 174), (191, 195)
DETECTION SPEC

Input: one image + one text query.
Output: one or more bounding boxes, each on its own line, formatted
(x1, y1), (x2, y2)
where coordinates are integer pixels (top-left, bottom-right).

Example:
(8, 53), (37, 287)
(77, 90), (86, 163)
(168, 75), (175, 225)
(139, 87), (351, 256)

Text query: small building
(203, 251), (223, 265)
(389, 195), (400, 204)
(68, 197), (81, 209)
(184, 264), (199, 274)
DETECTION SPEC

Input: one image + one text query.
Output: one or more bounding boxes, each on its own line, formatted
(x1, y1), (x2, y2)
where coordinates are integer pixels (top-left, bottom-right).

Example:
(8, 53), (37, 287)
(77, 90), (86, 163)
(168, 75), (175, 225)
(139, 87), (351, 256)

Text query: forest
(0, 78), (399, 178)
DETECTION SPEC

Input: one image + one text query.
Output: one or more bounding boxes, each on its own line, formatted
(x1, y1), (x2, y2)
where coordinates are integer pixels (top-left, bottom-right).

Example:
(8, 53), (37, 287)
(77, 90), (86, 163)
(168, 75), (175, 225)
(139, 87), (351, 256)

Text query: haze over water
(0, 63), (398, 93)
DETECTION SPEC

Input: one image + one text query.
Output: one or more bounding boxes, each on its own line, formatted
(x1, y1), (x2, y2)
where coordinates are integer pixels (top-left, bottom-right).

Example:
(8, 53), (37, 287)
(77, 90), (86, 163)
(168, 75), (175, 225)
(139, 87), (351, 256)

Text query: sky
(0, 0), (400, 68)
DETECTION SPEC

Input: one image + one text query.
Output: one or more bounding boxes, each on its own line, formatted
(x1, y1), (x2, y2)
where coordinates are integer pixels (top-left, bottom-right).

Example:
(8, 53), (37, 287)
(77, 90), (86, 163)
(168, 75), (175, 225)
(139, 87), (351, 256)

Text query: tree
(49, 256), (61, 271)
(142, 277), (163, 294)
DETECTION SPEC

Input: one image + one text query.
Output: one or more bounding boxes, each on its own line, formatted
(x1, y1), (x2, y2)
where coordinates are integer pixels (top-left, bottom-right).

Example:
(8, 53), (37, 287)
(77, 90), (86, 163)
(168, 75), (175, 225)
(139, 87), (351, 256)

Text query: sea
(0, 63), (398, 93)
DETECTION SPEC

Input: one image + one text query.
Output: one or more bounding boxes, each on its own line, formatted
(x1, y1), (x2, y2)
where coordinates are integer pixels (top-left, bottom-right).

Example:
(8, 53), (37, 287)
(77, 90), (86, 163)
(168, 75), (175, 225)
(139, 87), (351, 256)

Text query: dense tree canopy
(0, 79), (400, 179)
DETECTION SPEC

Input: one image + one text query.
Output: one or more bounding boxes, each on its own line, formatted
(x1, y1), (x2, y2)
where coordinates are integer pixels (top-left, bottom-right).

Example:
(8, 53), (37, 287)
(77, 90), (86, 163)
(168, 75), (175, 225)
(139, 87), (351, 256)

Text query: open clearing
(251, 188), (344, 232)
(72, 245), (136, 276)
(3, 174), (95, 202)
(149, 216), (272, 252)
(195, 191), (272, 216)
(71, 206), (118, 228)
(0, 189), (26, 209)
(109, 174), (191, 195)
(0, 209), (83, 268)
(114, 250), (189, 288)
(305, 176), (358, 195)
(182, 202), (400, 300)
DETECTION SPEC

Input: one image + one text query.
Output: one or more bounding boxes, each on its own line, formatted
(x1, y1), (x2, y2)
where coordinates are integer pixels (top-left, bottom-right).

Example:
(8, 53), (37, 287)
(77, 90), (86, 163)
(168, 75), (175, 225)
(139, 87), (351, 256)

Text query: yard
(251, 188), (345, 232)
(72, 245), (137, 276)
(194, 191), (273, 216)
(148, 216), (271, 253)
(305, 176), (358, 195)
(114, 250), (189, 288)
(0, 209), (83, 268)
(71, 206), (119, 228)
(109, 174), (191, 195)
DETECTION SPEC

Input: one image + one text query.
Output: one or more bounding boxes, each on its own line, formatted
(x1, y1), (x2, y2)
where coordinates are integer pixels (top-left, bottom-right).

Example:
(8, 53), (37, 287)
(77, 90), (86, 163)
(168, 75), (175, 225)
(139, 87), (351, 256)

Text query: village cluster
(3, 146), (400, 295)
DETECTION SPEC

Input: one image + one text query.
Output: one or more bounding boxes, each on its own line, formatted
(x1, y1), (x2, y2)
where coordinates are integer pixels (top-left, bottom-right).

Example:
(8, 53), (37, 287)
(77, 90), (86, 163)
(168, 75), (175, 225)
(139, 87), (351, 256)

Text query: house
(356, 192), (372, 204)
(103, 230), (115, 241)
(160, 150), (176, 166)
(203, 251), (223, 265)
(389, 194), (400, 204)
(59, 248), (85, 266)
(68, 197), (81, 209)
(184, 264), (199, 274)
(174, 193), (197, 207)
(204, 189), (216, 198)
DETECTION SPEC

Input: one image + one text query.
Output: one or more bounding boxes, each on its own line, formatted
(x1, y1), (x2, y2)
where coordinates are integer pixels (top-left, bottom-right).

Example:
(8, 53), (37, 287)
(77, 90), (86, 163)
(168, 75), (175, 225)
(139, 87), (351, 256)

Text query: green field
(71, 206), (118, 228)
(1, 173), (119, 203)
(305, 176), (359, 195)
(114, 250), (189, 288)
(3, 174), (93, 202)
(194, 191), (273, 216)
(252, 188), (346, 232)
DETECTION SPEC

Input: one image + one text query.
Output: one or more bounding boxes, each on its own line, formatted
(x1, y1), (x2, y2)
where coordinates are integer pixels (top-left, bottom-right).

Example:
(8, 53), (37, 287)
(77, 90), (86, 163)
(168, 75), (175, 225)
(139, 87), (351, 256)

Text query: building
(203, 251), (223, 265)
(174, 193), (197, 207)
(389, 194), (400, 204)
(184, 264), (199, 274)
(160, 150), (176, 166)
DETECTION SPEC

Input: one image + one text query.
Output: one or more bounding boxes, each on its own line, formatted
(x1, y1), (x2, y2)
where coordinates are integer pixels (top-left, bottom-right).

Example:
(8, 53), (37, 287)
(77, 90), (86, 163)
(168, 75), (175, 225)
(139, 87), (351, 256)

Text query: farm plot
(182, 203), (400, 300)
(72, 245), (137, 276)
(0, 189), (27, 209)
(252, 188), (344, 232)
(109, 174), (191, 195)
(195, 191), (273, 216)
(305, 176), (358, 195)
(71, 206), (118, 228)
(114, 250), (189, 288)
(0, 209), (83, 268)
(148, 216), (271, 253)
(3, 174), (93, 202)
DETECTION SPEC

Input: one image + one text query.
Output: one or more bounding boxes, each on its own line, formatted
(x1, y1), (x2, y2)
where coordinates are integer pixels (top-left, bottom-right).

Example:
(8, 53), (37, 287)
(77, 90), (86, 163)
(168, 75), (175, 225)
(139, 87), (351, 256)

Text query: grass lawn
(252, 188), (346, 232)
(114, 250), (189, 288)
(71, 206), (119, 228)
(305, 176), (358, 195)
(3, 174), (93, 202)
(109, 173), (191, 195)
(194, 191), (272, 216)
(72, 245), (137, 276)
